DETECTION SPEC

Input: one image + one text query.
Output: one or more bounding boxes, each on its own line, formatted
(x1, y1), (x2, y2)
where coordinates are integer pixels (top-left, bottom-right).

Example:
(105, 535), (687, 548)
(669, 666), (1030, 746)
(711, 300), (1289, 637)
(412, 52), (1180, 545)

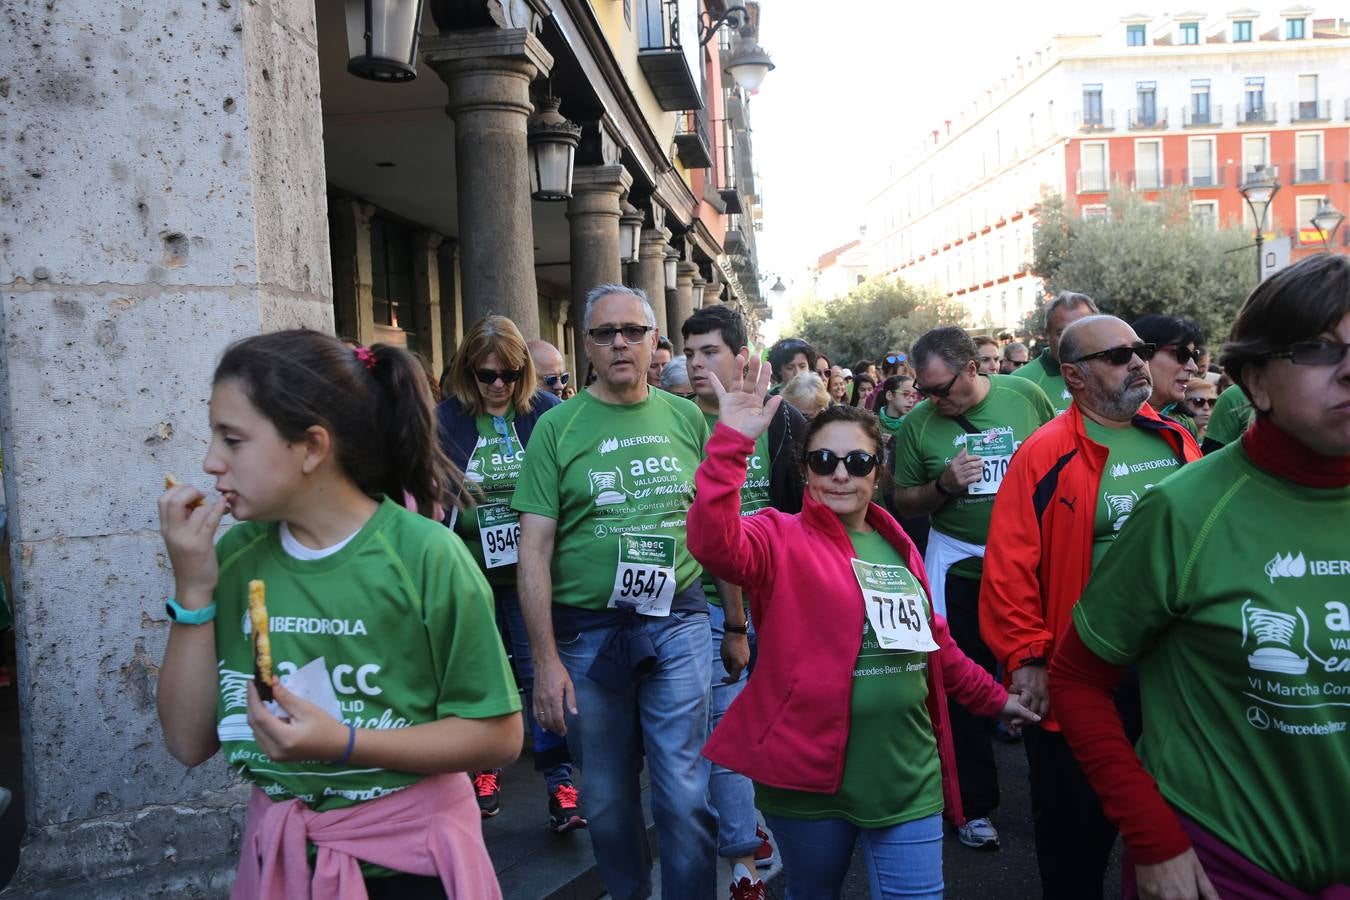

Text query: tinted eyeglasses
(1006, 359), (1028, 368)
(1071, 342), (1157, 366)
(542, 372), (571, 388)
(587, 325), (654, 345)
(1186, 395), (1217, 408)
(913, 370), (961, 398)
(1159, 344), (1203, 366)
(475, 368), (526, 385)
(885, 353), (907, 365)
(1266, 340), (1350, 366)
(805, 449), (879, 478)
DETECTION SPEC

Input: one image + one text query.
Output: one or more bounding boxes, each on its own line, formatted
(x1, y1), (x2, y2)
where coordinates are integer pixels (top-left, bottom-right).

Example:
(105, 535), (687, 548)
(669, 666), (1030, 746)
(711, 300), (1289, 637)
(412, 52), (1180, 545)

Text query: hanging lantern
(664, 248), (680, 289)
(724, 34), (776, 93)
(346, 0), (425, 83)
(691, 277), (707, 308)
(619, 201), (644, 263)
(527, 95), (582, 201)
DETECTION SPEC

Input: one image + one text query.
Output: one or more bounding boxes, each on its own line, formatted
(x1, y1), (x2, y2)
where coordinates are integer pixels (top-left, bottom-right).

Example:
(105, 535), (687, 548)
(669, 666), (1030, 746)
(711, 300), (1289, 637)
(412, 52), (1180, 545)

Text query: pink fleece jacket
(231, 772), (500, 900)
(689, 423), (1008, 825)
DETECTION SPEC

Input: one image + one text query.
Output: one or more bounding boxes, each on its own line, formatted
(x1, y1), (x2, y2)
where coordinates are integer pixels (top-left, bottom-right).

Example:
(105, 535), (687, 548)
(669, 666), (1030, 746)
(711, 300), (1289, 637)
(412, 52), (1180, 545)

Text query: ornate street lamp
(619, 200), (644, 263)
(1239, 165), (1280, 283)
(664, 248), (679, 289)
(1311, 199), (1345, 252)
(723, 33), (776, 93)
(526, 95), (582, 201)
(691, 277), (707, 308)
(346, 0), (425, 83)
(770, 276), (787, 299)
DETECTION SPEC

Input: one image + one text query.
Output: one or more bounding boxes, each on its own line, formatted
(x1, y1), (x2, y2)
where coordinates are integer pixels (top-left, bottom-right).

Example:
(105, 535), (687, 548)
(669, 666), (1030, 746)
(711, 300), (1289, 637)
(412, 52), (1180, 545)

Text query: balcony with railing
(674, 108), (713, 169)
(1076, 170), (1110, 193)
(713, 120), (743, 213)
(1129, 168), (1176, 190)
(1292, 161), (1328, 184)
(1073, 109), (1116, 132)
(1182, 104), (1221, 128)
(636, 0), (702, 111)
(1240, 103), (1277, 125)
(1291, 99), (1332, 122)
(1128, 108), (1167, 130)
(1184, 166), (1224, 188)
(1234, 163), (1279, 188)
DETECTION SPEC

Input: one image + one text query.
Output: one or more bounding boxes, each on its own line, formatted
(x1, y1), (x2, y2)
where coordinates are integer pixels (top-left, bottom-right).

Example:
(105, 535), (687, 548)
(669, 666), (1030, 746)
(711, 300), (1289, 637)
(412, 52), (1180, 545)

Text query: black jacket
(766, 400), (806, 514)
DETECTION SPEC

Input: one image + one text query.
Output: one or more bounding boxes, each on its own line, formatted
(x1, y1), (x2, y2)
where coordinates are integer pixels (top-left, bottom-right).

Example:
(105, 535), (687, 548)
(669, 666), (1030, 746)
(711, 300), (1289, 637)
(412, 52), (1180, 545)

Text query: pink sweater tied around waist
(231, 772), (500, 900)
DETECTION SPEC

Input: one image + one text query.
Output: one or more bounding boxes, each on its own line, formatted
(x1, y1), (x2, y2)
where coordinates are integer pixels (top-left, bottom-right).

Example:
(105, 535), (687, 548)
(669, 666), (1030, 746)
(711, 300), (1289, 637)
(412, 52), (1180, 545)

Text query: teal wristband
(166, 597), (217, 625)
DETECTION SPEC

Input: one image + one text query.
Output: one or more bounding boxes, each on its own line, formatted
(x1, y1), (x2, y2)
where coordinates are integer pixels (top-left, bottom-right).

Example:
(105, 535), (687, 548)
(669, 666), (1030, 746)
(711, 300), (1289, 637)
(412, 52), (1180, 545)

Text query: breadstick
(248, 580), (275, 700)
(163, 473), (205, 510)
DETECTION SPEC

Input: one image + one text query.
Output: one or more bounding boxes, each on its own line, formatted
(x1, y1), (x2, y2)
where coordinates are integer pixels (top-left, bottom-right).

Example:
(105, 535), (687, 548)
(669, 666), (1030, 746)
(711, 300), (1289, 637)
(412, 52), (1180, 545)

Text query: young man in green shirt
(980, 316), (1200, 898)
(893, 326), (1056, 849)
(515, 284), (716, 900)
(1014, 291), (1099, 414)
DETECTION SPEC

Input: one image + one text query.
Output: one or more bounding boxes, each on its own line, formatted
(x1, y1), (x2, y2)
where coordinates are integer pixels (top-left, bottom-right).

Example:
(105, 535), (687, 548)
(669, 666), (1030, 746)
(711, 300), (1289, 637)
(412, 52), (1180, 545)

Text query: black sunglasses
(587, 325), (653, 345)
(542, 372), (571, 388)
(805, 448), (879, 477)
(1266, 340), (1350, 366)
(913, 369), (961, 398)
(1187, 395), (1217, 408)
(1159, 344), (1203, 366)
(475, 368), (525, 385)
(1071, 342), (1157, 366)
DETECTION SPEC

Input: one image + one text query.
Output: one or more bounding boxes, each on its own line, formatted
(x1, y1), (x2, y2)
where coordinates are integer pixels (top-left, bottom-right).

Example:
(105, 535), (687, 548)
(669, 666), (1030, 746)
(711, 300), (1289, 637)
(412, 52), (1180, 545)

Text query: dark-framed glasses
(805, 448), (879, 477)
(1006, 358), (1028, 368)
(542, 372), (571, 388)
(913, 370), (961, 398)
(587, 325), (653, 345)
(475, 367), (525, 384)
(1186, 395), (1217, 408)
(1266, 340), (1349, 366)
(1071, 343), (1157, 366)
(1159, 344), (1203, 366)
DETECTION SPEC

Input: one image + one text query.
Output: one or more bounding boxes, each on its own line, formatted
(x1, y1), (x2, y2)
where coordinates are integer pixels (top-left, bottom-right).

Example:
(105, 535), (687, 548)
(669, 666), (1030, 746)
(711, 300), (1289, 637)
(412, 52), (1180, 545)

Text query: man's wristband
(723, 623), (749, 635)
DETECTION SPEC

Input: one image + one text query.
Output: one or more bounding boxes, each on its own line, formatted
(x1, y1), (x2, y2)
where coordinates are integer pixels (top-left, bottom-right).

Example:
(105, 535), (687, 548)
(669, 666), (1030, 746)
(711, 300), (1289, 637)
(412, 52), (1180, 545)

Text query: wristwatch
(165, 597), (217, 625)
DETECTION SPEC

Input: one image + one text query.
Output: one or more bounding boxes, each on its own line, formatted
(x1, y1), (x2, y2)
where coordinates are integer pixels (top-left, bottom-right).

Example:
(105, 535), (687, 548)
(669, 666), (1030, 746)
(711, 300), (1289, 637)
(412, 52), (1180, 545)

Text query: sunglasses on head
(1071, 342), (1157, 366)
(542, 372), (571, 388)
(805, 448), (879, 477)
(1159, 344), (1203, 366)
(475, 368), (525, 385)
(886, 353), (907, 365)
(1266, 340), (1350, 366)
(913, 369), (961, 398)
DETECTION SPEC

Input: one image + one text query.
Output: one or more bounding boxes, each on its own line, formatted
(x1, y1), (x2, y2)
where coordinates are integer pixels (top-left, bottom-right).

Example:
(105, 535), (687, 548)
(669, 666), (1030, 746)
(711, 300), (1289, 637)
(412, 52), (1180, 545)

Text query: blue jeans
(764, 812), (944, 900)
(556, 608), (717, 900)
(708, 602), (761, 859)
(495, 587), (572, 788)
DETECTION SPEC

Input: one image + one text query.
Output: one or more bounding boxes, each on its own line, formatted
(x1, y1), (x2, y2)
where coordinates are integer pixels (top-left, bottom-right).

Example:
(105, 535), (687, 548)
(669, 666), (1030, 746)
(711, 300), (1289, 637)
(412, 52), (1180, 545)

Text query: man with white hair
(515, 284), (717, 899)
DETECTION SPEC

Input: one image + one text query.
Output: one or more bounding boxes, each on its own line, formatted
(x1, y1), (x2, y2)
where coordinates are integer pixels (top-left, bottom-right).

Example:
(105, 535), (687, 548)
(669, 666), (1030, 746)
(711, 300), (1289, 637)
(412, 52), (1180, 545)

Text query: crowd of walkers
(155, 252), (1348, 899)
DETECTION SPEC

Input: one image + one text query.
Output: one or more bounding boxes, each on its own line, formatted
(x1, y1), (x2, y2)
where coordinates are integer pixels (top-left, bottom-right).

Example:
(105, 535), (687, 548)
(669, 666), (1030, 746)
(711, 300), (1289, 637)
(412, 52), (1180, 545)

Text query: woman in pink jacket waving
(689, 353), (1037, 899)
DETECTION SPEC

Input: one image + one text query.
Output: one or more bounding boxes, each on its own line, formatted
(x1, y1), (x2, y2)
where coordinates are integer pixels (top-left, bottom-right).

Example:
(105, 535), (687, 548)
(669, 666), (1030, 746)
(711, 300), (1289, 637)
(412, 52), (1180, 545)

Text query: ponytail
(214, 330), (470, 516)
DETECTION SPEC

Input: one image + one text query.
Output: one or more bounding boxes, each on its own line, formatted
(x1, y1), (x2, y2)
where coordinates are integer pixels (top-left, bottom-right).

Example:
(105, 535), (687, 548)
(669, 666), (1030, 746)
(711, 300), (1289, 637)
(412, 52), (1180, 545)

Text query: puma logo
(1058, 497), (1077, 513)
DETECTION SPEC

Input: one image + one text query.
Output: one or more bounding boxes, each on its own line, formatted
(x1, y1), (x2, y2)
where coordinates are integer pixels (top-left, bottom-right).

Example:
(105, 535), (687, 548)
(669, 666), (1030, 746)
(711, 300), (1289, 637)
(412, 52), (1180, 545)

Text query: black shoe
(547, 781), (587, 833)
(472, 769), (501, 819)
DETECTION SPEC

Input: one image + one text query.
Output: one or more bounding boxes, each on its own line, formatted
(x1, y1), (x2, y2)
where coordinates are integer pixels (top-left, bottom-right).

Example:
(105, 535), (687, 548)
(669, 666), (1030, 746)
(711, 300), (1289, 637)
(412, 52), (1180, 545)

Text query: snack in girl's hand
(247, 580), (274, 701)
(163, 473), (205, 510)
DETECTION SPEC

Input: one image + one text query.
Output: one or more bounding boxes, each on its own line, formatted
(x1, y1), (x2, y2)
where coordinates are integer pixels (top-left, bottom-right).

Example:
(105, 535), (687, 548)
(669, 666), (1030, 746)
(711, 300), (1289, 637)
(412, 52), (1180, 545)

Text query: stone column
(0, 0), (330, 894)
(330, 200), (377, 345)
(566, 164), (632, 362)
(423, 29), (553, 338)
(635, 227), (672, 337)
(670, 261), (700, 353)
(413, 231), (446, 374)
(438, 240), (462, 362)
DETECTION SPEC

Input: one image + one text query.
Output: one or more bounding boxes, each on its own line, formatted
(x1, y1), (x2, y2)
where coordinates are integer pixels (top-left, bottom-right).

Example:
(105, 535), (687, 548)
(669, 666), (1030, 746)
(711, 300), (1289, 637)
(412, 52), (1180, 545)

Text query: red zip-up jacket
(689, 423), (1008, 825)
(979, 402), (1200, 730)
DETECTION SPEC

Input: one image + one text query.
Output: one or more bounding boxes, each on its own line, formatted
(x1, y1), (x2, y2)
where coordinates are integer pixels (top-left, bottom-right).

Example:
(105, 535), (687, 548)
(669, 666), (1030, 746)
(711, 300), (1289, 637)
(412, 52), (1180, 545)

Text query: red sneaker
(753, 825), (774, 868)
(729, 864), (768, 900)
(472, 769), (501, 818)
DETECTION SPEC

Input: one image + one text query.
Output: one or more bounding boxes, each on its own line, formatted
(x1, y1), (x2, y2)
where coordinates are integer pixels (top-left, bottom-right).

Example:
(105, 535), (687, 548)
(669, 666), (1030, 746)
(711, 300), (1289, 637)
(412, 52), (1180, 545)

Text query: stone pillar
(0, 0), (330, 894)
(413, 231), (446, 374)
(566, 164), (632, 362)
(670, 261), (700, 353)
(423, 29), (553, 338)
(330, 200), (377, 345)
(636, 227), (672, 337)
(438, 239), (462, 362)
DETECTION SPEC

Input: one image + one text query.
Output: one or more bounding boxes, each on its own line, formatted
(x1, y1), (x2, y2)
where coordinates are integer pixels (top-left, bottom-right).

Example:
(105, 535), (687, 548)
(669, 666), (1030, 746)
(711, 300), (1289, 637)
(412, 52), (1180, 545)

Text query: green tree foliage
(789, 279), (965, 363)
(1028, 188), (1255, 346)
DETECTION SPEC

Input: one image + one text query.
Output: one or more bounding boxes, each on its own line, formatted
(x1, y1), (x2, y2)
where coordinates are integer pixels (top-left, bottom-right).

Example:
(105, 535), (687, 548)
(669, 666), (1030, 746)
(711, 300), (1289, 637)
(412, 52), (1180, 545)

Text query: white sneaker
(956, 816), (999, 850)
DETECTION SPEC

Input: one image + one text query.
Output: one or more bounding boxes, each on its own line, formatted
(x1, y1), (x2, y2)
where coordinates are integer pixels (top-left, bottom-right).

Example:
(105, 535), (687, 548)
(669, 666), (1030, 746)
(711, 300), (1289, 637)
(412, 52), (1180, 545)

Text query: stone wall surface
(0, 0), (332, 892)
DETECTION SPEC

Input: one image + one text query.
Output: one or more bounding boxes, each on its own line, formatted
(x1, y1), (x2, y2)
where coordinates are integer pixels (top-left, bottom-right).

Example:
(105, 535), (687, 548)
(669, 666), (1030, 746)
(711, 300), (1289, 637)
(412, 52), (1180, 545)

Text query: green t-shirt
(1072, 445), (1350, 891)
(1204, 385), (1254, 448)
(512, 389), (709, 609)
(1014, 350), (1072, 413)
(894, 374), (1056, 578)
(1082, 418), (1183, 568)
(213, 498), (520, 813)
(755, 529), (943, 827)
(1159, 402), (1200, 441)
(453, 411), (524, 586)
(701, 411), (771, 606)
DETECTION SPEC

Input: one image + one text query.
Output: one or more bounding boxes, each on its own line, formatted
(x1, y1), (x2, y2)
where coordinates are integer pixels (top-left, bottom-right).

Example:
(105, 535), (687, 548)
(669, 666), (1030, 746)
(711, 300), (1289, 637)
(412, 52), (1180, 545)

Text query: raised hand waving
(709, 351), (783, 441)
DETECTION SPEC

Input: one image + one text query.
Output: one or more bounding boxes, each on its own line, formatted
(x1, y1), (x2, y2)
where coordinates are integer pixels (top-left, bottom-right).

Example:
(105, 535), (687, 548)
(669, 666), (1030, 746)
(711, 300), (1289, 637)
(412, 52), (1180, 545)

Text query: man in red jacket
(979, 315), (1201, 899)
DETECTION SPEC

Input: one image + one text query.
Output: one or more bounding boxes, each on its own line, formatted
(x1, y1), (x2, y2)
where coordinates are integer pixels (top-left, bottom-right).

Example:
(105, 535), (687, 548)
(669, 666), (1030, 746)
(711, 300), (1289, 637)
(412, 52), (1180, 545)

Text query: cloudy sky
(748, 0), (1266, 328)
